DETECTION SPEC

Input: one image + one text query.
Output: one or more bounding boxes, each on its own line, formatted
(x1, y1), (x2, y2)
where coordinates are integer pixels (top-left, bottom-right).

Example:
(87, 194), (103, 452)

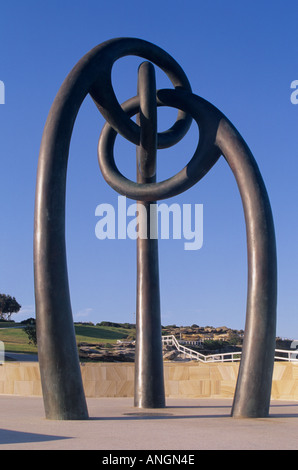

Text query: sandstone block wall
(0, 361), (297, 400)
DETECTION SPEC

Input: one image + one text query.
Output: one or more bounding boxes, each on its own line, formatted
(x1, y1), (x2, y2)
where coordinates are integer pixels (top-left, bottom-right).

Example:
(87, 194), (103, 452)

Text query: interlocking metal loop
(98, 89), (222, 201)
(89, 37), (192, 149)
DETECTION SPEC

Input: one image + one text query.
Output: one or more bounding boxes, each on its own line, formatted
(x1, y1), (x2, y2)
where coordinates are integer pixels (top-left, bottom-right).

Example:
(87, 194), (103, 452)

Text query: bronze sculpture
(34, 38), (277, 419)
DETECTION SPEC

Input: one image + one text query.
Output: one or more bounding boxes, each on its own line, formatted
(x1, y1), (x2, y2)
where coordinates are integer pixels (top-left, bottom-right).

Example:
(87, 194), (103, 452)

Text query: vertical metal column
(134, 62), (166, 408)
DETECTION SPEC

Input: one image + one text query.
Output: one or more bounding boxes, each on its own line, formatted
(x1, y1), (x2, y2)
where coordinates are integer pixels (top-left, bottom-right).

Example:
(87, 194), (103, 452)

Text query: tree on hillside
(23, 324), (37, 346)
(0, 294), (21, 320)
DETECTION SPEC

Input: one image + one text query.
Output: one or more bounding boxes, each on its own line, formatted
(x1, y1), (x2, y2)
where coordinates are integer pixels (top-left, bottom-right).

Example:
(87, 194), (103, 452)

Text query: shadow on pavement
(0, 428), (71, 445)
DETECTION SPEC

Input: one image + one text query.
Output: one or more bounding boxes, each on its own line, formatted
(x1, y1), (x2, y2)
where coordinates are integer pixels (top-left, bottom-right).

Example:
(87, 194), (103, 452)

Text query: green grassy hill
(74, 323), (134, 344)
(0, 322), (135, 355)
(0, 326), (37, 353)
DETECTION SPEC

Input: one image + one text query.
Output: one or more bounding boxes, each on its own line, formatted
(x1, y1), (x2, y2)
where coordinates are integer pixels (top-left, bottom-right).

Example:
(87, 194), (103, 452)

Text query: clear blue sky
(0, 1), (297, 338)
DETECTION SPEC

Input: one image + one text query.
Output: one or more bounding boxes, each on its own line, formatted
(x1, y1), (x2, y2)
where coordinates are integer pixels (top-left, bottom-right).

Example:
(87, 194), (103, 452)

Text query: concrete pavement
(0, 395), (298, 450)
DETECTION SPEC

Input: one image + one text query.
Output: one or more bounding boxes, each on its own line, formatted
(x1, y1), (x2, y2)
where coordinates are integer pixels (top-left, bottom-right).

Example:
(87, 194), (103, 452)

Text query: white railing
(162, 335), (298, 363)
(275, 349), (298, 362)
(162, 335), (241, 363)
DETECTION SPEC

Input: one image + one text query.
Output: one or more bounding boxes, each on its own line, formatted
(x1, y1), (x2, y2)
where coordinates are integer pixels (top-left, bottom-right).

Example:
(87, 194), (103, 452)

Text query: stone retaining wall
(0, 361), (297, 400)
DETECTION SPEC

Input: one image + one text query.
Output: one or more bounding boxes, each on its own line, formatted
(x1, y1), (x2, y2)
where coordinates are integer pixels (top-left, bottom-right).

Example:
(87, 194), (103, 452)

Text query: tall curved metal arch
(33, 38), (192, 420)
(157, 89), (277, 417)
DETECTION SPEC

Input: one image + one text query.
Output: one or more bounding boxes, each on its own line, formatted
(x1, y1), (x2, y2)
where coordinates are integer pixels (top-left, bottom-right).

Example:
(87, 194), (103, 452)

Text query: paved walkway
(4, 353), (38, 362)
(0, 396), (298, 450)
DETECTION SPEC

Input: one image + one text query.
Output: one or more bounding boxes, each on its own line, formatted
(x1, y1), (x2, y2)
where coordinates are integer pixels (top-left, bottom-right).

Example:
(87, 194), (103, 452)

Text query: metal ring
(89, 37), (192, 149)
(98, 88), (222, 201)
